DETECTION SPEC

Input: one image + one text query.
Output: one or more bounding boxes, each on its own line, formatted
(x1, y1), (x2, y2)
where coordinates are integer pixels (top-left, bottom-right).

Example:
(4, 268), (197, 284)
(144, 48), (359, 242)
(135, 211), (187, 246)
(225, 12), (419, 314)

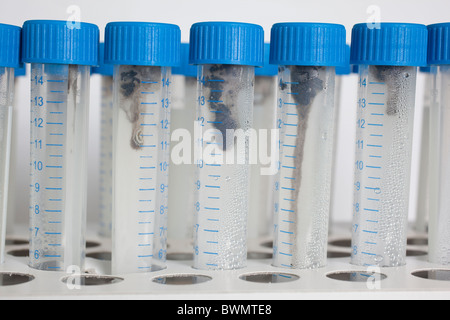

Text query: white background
(1, 0), (448, 227)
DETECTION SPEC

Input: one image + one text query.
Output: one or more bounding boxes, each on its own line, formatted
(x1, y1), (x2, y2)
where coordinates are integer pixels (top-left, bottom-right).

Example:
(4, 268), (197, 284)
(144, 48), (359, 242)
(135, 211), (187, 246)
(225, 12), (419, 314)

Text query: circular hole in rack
(61, 275), (123, 286)
(153, 274), (212, 285)
(411, 269), (450, 281)
(86, 251), (111, 261)
(7, 249), (29, 257)
(0, 273), (34, 286)
(167, 253), (194, 261)
(326, 271), (387, 282)
(247, 252), (272, 260)
(407, 237), (428, 246)
(86, 241), (101, 249)
(5, 239), (28, 246)
(406, 249), (427, 257)
(328, 239), (352, 248)
(327, 251), (351, 258)
(239, 272), (299, 284)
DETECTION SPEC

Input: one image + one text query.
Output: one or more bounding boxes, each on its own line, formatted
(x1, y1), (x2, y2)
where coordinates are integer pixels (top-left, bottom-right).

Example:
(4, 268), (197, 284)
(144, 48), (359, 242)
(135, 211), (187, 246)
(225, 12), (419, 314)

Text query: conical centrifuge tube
(427, 23), (450, 266)
(92, 43), (114, 238)
(350, 23), (428, 268)
(190, 21), (264, 270)
(270, 23), (346, 269)
(23, 20), (99, 271)
(248, 43), (278, 242)
(104, 22), (181, 274)
(6, 58), (27, 237)
(329, 44), (352, 235)
(0, 23), (21, 264)
(414, 66), (436, 234)
(168, 43), (197, 248)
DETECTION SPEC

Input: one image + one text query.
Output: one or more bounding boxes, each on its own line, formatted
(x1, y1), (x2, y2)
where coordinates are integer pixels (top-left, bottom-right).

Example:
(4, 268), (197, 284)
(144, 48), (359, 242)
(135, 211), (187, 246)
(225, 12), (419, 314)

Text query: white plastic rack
(0, 223), (449, 299)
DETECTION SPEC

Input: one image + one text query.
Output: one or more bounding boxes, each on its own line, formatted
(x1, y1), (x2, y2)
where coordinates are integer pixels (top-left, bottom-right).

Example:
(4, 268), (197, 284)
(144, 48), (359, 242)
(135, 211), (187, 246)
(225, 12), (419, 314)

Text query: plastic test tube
(427, 23), (450, 265)
(6, 48), (26, 236)
(104, 22), (181, 274)
(168, 43), (197, 246)
(248, 43), (278, 241)
(91, 43), (114, 238)
(7, 65), (29, 237)
(350, 23), (428, 267)
(190, 22), (264, 270)
(0, 23), (21, 263)
(270, 23), (347, 269)
(414, 66), (436, 234)
(23, 20), (99, 271)
(329, 44), (351, 234)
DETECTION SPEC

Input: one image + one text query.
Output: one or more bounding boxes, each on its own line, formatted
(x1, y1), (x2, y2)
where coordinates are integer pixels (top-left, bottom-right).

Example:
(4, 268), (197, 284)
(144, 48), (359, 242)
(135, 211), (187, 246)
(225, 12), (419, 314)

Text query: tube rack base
(1, 223), (449, 299)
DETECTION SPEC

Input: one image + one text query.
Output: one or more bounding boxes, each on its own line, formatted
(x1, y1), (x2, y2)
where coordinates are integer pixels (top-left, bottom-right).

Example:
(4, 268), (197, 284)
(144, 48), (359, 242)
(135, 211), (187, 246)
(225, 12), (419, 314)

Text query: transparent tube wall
(0, 67), (14, 263)
(351, 65), (417, 267)
(273, 65), (336, 269)
(415, 71), (435, 233)
(6, 76), (20, 236)
(429, 66), (450, 265)
(329, 75), (343, 233)
(112, 65), (171, 274)
(248, 76), (277, 240)
(194, 64), (254, 270)
(168, 76), (196, 242)
(29, 64), (90, 271)
(99, 76), (114, 237)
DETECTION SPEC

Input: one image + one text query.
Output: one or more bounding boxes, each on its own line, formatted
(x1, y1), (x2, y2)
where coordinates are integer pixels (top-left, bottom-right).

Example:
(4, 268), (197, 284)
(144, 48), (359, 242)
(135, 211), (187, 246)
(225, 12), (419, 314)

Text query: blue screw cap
(270, 23), (347, 67)
(15, 64), (26, 77)
(419, 66), (437, 73)
(336, 44), (351, 75)
(0, 23), (21, 69)
(189, 22), (264, 67)
(255, 43), (278, 77)
(427, 23), (450, 65)
(350, 23), (428, 67)
(172, 43), (197, 77)
(22, 20), (99, 66)
(104, 22), (181, 67)
(92, 43), (113, 76)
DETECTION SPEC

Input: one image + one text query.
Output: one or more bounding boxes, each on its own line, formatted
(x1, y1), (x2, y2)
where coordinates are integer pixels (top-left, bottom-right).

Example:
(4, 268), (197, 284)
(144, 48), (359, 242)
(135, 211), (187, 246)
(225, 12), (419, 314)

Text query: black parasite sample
(68, 65), (79, 99)
(274, 64), (336, 270)
(118, 66), (161, 150)
(371, 66), (411, 116)
(283, 66), (324, 208)
(68, 65), (81, 130)
(271, 22), (346, 270)
(194, 64), (255, 270)
(106, 21), (180, 275)
(190, 21), (263, 271)
(203, 64), (244, 151)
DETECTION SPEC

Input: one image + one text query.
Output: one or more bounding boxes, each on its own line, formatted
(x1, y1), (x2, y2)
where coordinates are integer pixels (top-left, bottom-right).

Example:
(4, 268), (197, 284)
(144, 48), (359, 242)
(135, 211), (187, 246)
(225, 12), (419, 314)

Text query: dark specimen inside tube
(118, 65), (161, 150)
(203, 64), (244, 151)
(68, 65), (79, 110)
(371, 66), (410, 116)
(121, 70), (141, 98)
(281, 66), (324, 210)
